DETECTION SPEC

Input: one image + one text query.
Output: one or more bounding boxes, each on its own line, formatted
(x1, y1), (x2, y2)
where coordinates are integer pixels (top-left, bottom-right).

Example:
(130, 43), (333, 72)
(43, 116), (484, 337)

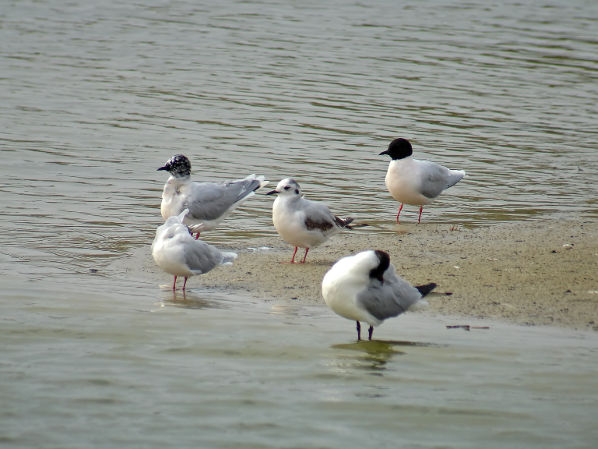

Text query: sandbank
(198, 220), (598, 331)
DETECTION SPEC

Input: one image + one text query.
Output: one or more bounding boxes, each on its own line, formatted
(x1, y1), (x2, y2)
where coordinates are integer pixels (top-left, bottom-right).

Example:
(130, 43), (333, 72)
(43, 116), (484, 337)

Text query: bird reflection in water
(331, 340), (430, 375)
(160, 288), (228, 310)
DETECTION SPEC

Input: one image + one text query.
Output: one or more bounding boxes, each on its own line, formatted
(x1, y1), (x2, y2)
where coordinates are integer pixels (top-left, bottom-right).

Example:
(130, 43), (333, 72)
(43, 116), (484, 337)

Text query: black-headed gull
(379, 138), (465, 224)
(322, 250), (436, 340)
(158, 154), (268, 237)
(151, 209), (237, 290)
(266, 178), (353, 264)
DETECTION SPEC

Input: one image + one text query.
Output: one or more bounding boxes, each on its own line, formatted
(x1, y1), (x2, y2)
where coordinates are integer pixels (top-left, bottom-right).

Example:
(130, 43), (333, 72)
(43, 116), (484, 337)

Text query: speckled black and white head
(266, 178), (302, 197)
(157, 154), (191, 178)
(379, 138), (413, 160)
(368, 250), (390, 283)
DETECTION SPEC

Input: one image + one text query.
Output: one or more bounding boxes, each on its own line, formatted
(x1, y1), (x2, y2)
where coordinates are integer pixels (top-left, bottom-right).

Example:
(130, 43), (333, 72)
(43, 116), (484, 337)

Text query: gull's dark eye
(283, 186), (291, 190)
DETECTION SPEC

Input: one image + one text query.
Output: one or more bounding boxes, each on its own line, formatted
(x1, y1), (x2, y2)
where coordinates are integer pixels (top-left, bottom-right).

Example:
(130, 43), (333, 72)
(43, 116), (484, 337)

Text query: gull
(379, 138), (465, 223)
(151, 209), (237, 290)
(158, 154), (268, 237)
(322, 250), (436, 340)
(266, 178), (353, 264)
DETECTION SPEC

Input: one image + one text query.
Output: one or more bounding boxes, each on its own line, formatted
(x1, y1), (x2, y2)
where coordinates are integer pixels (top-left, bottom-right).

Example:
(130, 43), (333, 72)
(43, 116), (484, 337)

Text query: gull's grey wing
(183, 240), (224, 274)
(185, 177), (262, 221)
(357, 269), (423, 321)
(417, 162), (454, 199)
(301, 198), (341, 231)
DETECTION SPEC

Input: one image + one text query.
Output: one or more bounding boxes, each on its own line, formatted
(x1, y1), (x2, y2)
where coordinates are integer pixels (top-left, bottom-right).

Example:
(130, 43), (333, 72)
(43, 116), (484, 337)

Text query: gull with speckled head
(158, 154), (268, 237)
(152, 209), (237, 291)
(380, 138), (465, 223)
(322, 250), (436, 340)
(266, 178), (354, 264)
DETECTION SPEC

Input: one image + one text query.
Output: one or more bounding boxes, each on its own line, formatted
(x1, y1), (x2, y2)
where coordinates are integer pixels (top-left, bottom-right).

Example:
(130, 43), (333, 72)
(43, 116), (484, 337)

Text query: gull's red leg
(300, 248), (309, 264)
(290, 246), (298, 264)
(396, 203), (404, 223)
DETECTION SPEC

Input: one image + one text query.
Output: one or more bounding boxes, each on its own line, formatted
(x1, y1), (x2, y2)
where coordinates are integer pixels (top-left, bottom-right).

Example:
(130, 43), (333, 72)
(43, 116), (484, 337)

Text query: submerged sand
(191, 220), (598, 331)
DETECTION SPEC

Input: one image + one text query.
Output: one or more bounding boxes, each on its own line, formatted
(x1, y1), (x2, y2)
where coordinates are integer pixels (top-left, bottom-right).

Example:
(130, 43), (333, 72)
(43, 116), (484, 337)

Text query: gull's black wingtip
(416, 282), (437, 297)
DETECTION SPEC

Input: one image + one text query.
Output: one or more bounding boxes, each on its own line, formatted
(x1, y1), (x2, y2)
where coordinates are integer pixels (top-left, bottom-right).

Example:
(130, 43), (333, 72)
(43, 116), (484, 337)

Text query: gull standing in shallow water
(158, 154), (268, 237)
(267, 178), (354, 264)
(152, 209), (237, 291)
(379, 138), (465, 224)
(322, 250), (436, 340)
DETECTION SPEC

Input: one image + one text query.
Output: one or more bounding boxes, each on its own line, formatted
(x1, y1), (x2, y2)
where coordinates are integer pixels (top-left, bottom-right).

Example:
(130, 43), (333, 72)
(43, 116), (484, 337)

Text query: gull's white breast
(272, 197), (330, 248)
(321, 256), (380, 325)
(152, 231), (194, 277)
(384, 158), (432, 206)
(160, 177), (188, 220)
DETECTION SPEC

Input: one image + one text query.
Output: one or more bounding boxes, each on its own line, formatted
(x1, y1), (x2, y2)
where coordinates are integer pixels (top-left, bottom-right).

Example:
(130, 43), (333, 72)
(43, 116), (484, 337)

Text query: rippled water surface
(1, 0), (598, 447)
(3, 278), (598, 449)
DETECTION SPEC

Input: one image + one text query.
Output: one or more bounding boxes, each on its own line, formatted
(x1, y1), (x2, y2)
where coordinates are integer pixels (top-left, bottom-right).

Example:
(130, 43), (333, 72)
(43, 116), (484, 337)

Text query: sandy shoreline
(162, 219), (598, 331)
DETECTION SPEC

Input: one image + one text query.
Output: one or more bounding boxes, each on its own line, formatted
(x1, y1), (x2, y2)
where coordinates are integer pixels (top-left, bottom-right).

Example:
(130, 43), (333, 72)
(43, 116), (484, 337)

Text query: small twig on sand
(446, 325), (490, 331)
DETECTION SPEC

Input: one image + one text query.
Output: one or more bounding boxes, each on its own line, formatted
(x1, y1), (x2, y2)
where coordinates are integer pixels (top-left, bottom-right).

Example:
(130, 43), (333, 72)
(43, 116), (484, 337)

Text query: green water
(2, 275), (597, 448)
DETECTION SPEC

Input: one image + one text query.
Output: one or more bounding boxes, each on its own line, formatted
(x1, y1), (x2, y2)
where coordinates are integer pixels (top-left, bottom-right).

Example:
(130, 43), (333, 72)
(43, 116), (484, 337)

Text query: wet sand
(195, 220), (598, 331)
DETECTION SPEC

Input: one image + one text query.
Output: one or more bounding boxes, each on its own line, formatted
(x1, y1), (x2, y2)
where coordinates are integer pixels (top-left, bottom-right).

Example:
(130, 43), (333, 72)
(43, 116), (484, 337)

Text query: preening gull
(152, 209), (237, 290)
(322, 250), (436, 340)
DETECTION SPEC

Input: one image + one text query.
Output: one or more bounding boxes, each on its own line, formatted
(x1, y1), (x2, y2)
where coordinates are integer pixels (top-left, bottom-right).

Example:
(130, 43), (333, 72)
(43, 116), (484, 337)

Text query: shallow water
(1, 0), (598, 447)
(3, 279), (598, 448)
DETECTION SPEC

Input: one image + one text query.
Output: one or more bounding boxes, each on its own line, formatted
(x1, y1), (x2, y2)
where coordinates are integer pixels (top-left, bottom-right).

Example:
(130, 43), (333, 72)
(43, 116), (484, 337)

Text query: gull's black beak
(379, 149), (389, 156)
(265, 190), (279, 195)
(157, 165), (168, 171)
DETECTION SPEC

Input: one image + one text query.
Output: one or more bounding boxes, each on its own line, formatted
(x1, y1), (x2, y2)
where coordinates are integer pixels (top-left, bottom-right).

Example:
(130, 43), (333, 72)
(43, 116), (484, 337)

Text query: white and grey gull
(267, 178), (354, 264)
(380, 138), (465, 224)
(151, 209), (237, 290)
(158, 154), (268, 237)
(322, 250), (436, 340)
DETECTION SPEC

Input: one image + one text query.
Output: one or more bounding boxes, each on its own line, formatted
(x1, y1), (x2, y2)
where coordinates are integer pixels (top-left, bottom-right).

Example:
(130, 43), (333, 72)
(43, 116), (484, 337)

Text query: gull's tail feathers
(416, 282), (437, 297)
(334, 216), (354, 229)
(446, 170), (465, 189)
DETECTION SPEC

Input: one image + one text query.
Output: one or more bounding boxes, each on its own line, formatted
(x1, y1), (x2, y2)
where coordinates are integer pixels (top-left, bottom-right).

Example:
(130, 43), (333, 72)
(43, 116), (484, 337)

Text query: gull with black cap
(322, 249), (436, 340)
(158, 154), (268, 237)
(380, 138), (465, 224)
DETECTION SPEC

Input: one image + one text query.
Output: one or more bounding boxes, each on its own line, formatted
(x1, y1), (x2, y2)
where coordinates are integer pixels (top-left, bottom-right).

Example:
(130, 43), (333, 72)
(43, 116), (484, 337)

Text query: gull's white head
(163, 208), (189, 226)
(266, 178), (302, 198)
(342, 250), (391, 282)
(157, 209), (191, 238)
(154, 209), (191, 245)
